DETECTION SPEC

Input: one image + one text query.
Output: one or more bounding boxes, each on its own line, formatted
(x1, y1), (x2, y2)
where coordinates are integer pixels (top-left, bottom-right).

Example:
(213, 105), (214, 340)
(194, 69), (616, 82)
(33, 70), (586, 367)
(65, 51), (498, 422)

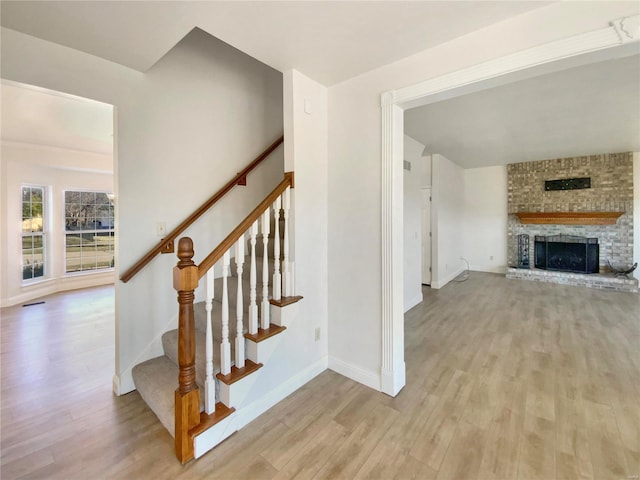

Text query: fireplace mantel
(514, 212), (624, 225)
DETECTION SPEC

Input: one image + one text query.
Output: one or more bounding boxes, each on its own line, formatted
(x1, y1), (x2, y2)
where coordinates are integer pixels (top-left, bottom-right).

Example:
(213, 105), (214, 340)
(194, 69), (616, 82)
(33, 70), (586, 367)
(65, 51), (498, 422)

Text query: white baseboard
(431, 267), (465, 289)
(113, 313), (178, 396)
(381, 362), (406, 397)
(328, 355), (381, 391)
(1, 281), (55, 308)
(469, 265), (507, 274)
(1, 272), (114, 307)
(403, 292), (423, 313)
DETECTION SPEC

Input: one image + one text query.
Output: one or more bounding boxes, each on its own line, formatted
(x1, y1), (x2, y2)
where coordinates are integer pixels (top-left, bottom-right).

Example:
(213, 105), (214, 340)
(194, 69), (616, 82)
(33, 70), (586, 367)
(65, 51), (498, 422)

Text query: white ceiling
(1, 82), (114, 155)
(404, 54), (640, 168)
(2, 1), (638, 167)
(0, 1), (553, 86)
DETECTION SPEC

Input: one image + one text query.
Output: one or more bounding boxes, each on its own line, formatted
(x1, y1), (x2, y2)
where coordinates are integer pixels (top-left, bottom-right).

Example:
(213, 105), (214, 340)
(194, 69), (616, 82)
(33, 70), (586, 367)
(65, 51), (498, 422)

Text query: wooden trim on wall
(514, 211), (624, 225)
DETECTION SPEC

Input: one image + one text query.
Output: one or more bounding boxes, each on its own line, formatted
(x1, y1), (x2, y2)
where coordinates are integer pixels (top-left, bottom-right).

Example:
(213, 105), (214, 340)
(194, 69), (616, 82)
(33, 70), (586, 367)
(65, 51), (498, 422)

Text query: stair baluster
(272, 197), (282, 301)
(248, 221), (258, 335)
(220, 251), (231, 375)
(133, 173), (299, 464)
(204, 268), (215, 414)
(235, 238), (245, 368)
(282, 186), (291, 296)
(261, 208), (271, 329)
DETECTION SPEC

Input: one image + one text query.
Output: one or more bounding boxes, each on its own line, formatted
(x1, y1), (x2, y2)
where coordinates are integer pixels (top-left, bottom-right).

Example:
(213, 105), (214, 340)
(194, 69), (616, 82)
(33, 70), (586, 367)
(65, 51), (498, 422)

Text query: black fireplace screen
(534, 235), (599, 274)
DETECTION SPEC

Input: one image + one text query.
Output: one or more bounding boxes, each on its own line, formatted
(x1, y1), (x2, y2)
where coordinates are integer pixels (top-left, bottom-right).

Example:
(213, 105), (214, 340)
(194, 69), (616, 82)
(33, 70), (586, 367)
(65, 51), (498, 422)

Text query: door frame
(379, 15), (639, 396)
(421, 187), (431, 286)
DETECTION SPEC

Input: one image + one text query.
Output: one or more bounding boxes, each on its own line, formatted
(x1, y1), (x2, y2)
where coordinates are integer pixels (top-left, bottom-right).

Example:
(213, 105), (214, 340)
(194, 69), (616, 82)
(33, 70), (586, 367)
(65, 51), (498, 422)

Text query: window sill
(21, 277), (54, 289)
(64, 268), (115, 278)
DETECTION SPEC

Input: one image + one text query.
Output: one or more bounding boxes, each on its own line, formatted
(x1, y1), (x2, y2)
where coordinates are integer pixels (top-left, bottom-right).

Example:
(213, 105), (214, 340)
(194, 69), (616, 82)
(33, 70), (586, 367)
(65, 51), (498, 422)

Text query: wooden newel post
(173, 237), (200, 463)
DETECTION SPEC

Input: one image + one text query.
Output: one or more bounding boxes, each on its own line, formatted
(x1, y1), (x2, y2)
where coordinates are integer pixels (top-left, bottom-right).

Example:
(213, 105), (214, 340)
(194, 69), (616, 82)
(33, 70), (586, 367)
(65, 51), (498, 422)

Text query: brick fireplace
(505, 152), (637, 292)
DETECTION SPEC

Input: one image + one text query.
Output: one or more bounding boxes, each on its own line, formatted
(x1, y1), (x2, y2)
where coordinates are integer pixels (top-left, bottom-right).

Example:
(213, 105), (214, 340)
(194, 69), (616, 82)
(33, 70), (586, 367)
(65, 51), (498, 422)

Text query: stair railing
(120, 135), (284, 283)
(172, 171), (294, 463)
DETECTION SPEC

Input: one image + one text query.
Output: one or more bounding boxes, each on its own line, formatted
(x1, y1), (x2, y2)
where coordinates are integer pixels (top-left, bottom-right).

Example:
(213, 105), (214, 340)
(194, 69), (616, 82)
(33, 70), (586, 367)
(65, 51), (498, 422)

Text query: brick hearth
(506, 152), (637, 292)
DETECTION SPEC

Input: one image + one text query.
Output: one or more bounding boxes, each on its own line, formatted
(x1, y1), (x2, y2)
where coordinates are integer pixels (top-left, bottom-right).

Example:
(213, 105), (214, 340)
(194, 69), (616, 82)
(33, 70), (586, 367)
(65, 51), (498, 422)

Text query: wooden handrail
(120, 135), (284, 283)
(197, 172), (294, 279)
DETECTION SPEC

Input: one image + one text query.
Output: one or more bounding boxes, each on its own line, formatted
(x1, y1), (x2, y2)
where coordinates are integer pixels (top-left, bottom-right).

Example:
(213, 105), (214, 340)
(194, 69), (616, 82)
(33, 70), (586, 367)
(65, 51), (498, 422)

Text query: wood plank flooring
(1, 274), (639, 479)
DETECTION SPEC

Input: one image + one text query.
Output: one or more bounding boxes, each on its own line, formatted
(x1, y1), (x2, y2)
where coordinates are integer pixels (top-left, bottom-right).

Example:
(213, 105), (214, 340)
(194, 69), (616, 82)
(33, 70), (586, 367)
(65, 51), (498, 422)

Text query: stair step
(132, 355), (204, 438)
(188, 403), (235, 438)
(211, 276), (256, 311)
(244, 324), (286, 343)
(269, 295), (303, 307)
(216, 359), (262, 385)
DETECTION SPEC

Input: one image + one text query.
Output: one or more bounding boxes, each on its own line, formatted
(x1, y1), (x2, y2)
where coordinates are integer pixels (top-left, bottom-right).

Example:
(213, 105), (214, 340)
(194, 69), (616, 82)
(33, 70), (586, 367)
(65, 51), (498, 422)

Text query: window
(21, 186), (46, 281)
(64, 191), (115, 274)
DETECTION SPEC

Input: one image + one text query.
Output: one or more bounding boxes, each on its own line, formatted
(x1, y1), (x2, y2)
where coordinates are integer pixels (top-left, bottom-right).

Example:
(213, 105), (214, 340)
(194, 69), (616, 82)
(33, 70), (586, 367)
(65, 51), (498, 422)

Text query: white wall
(423, 154), (432, 188)
(403, 135), (425, 311)
(0, 142), (114, 306)
(1, 27), (285, 393)
(431, 154), (465, 289)
(327, 2), (638, 388)
(463, 165), (508, 274)
(283, 69), (330, 372)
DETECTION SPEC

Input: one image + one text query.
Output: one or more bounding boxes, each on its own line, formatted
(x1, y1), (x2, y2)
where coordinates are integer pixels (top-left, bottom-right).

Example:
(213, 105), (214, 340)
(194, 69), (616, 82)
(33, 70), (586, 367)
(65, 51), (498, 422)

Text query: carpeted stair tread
(132, 355), (204, 438)
(215, 256), (278, 310)
(132, 236), (285, 442)
(192, 300), (243, 337)
(162, 328), (210, 388)
(251, 212), (285, 258)
(225, 256), (277, 284)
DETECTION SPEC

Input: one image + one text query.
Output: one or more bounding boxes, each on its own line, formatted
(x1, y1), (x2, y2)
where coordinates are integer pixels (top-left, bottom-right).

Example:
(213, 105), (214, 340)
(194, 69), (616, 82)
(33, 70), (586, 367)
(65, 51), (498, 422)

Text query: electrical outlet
(315, 327), (321, 341)
(156, 222), (166, 237)
(490, 255), (494, 261)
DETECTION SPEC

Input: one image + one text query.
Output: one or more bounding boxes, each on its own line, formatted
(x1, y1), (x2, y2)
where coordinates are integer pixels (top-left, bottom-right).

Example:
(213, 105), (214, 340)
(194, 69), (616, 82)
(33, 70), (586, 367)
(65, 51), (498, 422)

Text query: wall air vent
(403, 160), (411, 171)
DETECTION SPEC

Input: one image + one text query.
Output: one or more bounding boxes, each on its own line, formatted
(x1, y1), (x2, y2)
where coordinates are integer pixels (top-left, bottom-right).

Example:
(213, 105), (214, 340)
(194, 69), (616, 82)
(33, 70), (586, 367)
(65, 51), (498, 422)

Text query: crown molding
(611, 15), (640, 44)
(388, 25), (629, 109)
(1, 139), (113, 157)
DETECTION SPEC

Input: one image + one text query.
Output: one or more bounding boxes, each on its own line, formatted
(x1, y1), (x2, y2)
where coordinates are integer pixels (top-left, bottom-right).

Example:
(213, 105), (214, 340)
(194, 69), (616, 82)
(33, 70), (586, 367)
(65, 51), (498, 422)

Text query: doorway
(379, 21), (637, 396)
(0, 80), (115, 306)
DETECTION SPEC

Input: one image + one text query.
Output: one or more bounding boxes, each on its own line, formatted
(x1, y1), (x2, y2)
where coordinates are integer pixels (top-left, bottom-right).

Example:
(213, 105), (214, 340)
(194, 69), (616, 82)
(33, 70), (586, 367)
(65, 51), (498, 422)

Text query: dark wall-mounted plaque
(544, 177), (591, 191)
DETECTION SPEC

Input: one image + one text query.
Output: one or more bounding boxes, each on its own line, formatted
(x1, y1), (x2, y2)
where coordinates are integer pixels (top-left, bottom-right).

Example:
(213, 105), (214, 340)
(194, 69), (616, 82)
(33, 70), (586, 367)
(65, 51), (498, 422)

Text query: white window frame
(21, 185), (47, 284)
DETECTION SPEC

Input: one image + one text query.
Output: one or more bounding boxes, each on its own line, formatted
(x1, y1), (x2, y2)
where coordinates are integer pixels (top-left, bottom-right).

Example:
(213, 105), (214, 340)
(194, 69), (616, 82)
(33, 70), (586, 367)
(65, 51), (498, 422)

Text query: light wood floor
(1, 274), (639, 479)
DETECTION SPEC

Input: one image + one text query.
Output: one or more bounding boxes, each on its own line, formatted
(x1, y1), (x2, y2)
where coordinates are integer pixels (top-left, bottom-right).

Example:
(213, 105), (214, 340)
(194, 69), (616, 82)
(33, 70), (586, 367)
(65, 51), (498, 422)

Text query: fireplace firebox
(534, 235), (599, 274)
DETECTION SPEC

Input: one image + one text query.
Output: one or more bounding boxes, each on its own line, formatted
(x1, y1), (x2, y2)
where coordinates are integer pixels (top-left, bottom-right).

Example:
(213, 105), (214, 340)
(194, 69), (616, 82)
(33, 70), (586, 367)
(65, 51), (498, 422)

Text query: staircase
(129, 167), (302, 463)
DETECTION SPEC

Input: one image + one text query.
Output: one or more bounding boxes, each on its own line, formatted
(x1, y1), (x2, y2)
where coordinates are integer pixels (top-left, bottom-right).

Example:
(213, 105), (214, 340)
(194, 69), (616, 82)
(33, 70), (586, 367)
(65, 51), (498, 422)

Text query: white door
(422, 188), (431, 285)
